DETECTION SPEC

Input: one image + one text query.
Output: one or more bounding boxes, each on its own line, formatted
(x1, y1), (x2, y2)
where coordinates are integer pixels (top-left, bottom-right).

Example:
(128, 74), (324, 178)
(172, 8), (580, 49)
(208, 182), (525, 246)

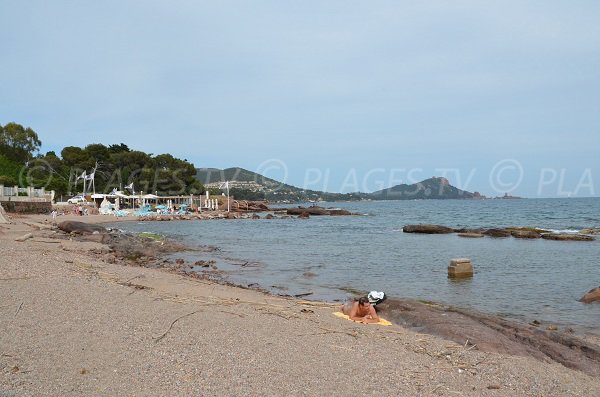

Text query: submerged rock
(403, 224), (454, 234)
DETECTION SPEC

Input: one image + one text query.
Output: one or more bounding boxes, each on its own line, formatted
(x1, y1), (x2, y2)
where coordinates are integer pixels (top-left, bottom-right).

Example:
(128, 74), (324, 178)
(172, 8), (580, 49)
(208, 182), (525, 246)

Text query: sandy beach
(2, 214), (600, 396)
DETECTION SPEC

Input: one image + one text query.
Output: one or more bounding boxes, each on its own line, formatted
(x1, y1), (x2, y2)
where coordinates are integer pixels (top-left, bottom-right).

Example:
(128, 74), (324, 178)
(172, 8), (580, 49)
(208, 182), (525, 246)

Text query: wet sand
(1, 213), (600, 395)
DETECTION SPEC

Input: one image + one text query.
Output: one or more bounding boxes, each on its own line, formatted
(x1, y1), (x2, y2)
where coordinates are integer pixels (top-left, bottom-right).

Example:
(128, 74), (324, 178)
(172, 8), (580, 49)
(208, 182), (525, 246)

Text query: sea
(109, 198), (600, 332)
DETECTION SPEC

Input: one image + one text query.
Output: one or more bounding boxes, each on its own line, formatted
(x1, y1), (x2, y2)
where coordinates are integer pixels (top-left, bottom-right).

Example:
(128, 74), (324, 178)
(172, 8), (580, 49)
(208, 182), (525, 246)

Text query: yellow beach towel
(333, 311), (392, 326)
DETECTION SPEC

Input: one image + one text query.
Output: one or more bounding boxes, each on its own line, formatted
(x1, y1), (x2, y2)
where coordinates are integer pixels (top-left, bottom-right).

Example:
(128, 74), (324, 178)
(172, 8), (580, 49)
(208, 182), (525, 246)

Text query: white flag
(85, 172), (95, 181)
(125, 183), (134, 190)
(76, 171), (86, 181)
(219, 181), (229, 189)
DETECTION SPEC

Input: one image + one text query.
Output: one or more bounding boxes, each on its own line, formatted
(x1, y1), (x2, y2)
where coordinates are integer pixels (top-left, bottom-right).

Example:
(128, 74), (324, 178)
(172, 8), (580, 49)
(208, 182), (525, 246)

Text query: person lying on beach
(340, 297), (380, 324)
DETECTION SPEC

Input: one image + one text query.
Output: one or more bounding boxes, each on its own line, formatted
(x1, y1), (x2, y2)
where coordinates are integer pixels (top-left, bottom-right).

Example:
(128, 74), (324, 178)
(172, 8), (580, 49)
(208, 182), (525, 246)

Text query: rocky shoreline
(378, 298), (600, 377)
(3, 214), (600, 395)
(54, 220), (600, 377)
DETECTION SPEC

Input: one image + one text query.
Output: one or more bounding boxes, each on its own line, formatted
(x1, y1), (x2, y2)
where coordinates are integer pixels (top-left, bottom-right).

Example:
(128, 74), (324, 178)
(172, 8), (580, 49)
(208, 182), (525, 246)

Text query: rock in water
(457, 232), (484, 238)
(510, 230), (541, 239)
(541, 233), (595, 241)
(483, 228), (511, 238)
(448, 258), (473, 278)
(403, 224), (454, 234)
(580, 287), (600, 303)
(58, 221), (107, 235)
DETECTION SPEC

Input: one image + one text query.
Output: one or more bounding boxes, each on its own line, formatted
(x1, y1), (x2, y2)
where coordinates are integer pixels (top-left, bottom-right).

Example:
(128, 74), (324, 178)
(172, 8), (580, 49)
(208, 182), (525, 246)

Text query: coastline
(2, 214), (600, 395)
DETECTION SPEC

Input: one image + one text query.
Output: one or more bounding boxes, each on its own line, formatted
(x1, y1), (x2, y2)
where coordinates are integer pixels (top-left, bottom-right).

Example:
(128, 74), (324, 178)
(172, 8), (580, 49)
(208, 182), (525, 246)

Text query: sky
(1, 1), (599, 197)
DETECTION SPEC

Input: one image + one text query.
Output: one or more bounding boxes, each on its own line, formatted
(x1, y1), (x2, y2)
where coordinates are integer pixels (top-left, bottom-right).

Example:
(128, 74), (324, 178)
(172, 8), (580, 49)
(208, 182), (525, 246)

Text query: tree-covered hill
(370, 177), (475, 199)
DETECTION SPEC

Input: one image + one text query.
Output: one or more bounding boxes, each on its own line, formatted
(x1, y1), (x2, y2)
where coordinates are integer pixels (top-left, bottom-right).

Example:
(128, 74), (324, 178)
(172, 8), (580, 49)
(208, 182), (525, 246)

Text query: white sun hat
(367, 291), (385, 304)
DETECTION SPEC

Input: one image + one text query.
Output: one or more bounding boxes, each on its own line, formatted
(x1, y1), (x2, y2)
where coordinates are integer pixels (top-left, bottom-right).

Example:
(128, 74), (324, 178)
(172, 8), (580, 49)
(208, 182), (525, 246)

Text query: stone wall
(0, 200), (52, 214)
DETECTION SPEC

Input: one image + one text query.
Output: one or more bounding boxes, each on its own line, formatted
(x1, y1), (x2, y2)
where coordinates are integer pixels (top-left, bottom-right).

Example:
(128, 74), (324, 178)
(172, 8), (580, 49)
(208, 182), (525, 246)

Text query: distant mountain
(196, 167), (284, 189)
(195, 167), (367, 202)
(195, 168), (478, 202)
(370, 177), (475, 200)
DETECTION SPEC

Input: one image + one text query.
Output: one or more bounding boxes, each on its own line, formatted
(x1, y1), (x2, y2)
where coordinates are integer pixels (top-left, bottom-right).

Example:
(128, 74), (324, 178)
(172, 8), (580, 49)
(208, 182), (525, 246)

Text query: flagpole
(226, 181), (230, 212)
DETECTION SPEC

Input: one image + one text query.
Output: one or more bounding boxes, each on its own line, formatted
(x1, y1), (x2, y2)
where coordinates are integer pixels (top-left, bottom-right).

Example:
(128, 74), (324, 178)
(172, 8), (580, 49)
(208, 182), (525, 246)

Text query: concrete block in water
(448, 258), (473, 278)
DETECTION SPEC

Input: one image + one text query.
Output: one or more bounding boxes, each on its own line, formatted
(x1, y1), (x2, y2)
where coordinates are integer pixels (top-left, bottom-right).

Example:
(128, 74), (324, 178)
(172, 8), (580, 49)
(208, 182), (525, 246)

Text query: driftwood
(153, 310), (202, 342)
(15, 301), (23, 316)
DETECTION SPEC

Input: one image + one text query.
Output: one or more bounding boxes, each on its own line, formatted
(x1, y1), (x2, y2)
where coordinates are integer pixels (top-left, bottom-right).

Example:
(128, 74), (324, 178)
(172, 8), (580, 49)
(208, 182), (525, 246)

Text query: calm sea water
(110, 198), (600, 331)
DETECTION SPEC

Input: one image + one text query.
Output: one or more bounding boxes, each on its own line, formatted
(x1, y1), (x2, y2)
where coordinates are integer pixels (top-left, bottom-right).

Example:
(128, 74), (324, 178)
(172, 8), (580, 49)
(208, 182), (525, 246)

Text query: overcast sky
(1, 1), (599, 197)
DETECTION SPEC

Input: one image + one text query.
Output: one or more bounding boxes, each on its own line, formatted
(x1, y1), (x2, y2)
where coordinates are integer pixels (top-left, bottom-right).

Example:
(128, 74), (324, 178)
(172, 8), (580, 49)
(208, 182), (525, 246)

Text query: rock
(265, 214), (274, 219)
(175, 258), (184, 265)
(483, 228), (511, 238)
(580, 228), (600, 235)
(403, 224), (454, 234)
(226, 212), (238, 219)
(329, 209), (352, 216)
(287, 207), (330, 216)
(510, 230), (541, 239)
(541, 233), (595, 241)
(448, 258), (473, 278)
(547, 325), (558, 331)
(15, 233), (33, 242)
(58, 221), (107, 235)
(580, 286), (600, 303)
(454, 228), (485, 234)
(457, 232), (484, 238)
(298, 212), (310, 219)
(252, 214), (260, 219)
(194, 260), (212, 267)
(22, 221), (52, 230)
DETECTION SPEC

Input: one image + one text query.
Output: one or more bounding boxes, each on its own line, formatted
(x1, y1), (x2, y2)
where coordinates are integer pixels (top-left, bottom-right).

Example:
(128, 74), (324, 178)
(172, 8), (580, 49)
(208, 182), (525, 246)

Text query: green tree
(108, 143), (130, 154)
(61, 146), (91, 168)
(23, 151), (71, 196)
(152, 154), (203, 195)
(0, 154), (21, 186)
(0, 122), (41, 164)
